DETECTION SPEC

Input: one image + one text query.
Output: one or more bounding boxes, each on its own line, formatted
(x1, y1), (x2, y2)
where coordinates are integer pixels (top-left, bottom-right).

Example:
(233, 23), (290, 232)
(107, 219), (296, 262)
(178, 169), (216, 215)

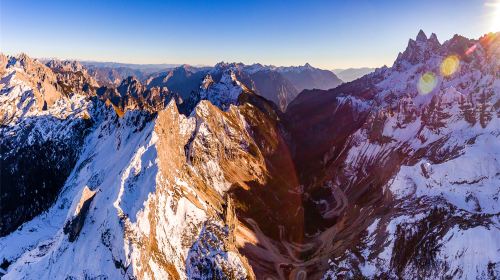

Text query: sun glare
(418, 72), (438, 95)
(440, 55), (460, 77)
(486, 0), (500, 32)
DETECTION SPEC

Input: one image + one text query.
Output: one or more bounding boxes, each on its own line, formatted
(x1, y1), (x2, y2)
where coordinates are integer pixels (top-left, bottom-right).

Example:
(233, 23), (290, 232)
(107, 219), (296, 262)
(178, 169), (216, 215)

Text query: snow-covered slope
(0, 54), (264, 279)
(0, 54), (95, 237)
(198, 69), (250, 111)
(288, 31), (500, 279)
(330, 31), (500, 279)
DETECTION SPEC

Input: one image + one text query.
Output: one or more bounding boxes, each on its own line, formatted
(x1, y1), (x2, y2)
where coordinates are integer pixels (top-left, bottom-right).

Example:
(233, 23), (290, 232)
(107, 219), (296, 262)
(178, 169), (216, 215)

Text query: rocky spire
(117, 76), (143, 98)
(201, 74), (214, 90)
(394, 30), (442, 67)
(429, 33), (440, 45)
(416, 29), (428, 42)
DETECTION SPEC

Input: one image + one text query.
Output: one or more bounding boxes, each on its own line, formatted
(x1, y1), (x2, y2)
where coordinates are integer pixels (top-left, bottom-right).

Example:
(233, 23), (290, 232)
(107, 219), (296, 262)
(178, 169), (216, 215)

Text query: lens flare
(418, 72), (437, 95)
(486, 0), (500, 32)
(440, 55), (460, 77)
(465, 44), (477, 56)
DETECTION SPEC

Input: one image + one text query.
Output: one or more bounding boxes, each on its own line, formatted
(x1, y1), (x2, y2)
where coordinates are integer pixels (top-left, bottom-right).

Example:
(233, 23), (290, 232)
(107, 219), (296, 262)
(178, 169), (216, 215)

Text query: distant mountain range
(80, 61), (183, 70)
(67, 61), (344, 111)
(41, 59), (376, 88)
(38, 60), (345, 110)
(332, 67), (376, 82)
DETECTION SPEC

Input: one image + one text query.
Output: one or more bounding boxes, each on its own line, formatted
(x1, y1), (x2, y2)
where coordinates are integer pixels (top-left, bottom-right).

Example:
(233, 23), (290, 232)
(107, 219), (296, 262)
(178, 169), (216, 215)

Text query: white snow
(389, 132), (500, 214)
(199, 70), (245, 111)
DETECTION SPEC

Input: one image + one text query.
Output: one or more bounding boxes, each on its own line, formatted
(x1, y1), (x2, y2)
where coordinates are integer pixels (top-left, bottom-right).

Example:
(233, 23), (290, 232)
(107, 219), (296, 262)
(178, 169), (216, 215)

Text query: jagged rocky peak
(98, 76), (172, 114)
(46, 59), (86, 73)
(413, 29), (440, 46)
(429, 32), (439, 45)
(214, 61), (243, 69)
(117, 76), (145, 97)
(197, 69), (251, 111)
(395, 31), (499, 70)
(395, 29), (443, 67)
(2, 54), (98, 100)
(7, 52), (34, 67)
(212, 61), (233, 73)
(201, 73), (214, 89)
(46, 59), (99, 96)
(284, 31), (499, 278)
(6, 53), (56, 79)
(2, 53), (69, 111)
(416, 29), (428, 42)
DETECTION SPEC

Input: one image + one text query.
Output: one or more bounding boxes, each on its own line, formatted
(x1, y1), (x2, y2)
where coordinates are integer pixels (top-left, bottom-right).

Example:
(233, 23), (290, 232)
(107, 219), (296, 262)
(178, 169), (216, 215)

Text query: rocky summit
(0, 30), (499, 280)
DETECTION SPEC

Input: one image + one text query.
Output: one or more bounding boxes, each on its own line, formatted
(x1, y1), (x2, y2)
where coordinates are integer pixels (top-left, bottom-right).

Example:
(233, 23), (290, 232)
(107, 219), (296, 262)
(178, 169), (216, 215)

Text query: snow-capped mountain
(88, 61), (342, 112)
(0, 30), (498, 280)
(229, 62), (343, 110)
(211, 62), (343, 111)
(287, 30), (500, 279)
(0, 54), (258, 279)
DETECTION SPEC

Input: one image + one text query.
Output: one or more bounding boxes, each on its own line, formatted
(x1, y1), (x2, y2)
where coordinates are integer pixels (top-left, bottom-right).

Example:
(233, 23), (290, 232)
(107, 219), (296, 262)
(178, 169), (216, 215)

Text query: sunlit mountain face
(1, 0), (499, 279)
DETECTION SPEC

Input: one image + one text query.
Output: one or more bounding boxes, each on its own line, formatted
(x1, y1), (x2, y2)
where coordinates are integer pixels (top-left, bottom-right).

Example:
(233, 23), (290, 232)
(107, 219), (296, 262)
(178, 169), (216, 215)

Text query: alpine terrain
(0, 30), (499, 280)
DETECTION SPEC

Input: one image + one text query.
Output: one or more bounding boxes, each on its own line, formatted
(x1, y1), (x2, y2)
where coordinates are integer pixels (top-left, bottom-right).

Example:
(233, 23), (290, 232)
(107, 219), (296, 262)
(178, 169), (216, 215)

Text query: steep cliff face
(287, 31), (500, 279)
(0, 31), (499, 280)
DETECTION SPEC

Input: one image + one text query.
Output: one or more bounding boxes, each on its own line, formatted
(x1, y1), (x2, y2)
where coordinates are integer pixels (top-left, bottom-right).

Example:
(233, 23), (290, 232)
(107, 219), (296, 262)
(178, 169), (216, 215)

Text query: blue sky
(0, 0), (497, 69)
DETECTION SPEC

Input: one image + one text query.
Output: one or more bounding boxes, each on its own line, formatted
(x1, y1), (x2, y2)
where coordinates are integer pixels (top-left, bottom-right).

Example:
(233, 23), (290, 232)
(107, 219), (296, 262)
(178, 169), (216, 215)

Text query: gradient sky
(1, 0), (498, 69)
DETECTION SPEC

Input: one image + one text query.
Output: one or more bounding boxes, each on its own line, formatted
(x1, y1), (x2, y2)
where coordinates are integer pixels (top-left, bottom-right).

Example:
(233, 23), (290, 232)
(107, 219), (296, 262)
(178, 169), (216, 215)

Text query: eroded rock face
(96, 76), (173, 114)
(63, 187), (97, 242)
(45, 59), (99, 95)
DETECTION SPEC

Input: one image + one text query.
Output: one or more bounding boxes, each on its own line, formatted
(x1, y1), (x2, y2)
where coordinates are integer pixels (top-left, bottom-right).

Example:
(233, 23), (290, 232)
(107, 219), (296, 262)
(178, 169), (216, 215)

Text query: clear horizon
(1, 0), (499, 69)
